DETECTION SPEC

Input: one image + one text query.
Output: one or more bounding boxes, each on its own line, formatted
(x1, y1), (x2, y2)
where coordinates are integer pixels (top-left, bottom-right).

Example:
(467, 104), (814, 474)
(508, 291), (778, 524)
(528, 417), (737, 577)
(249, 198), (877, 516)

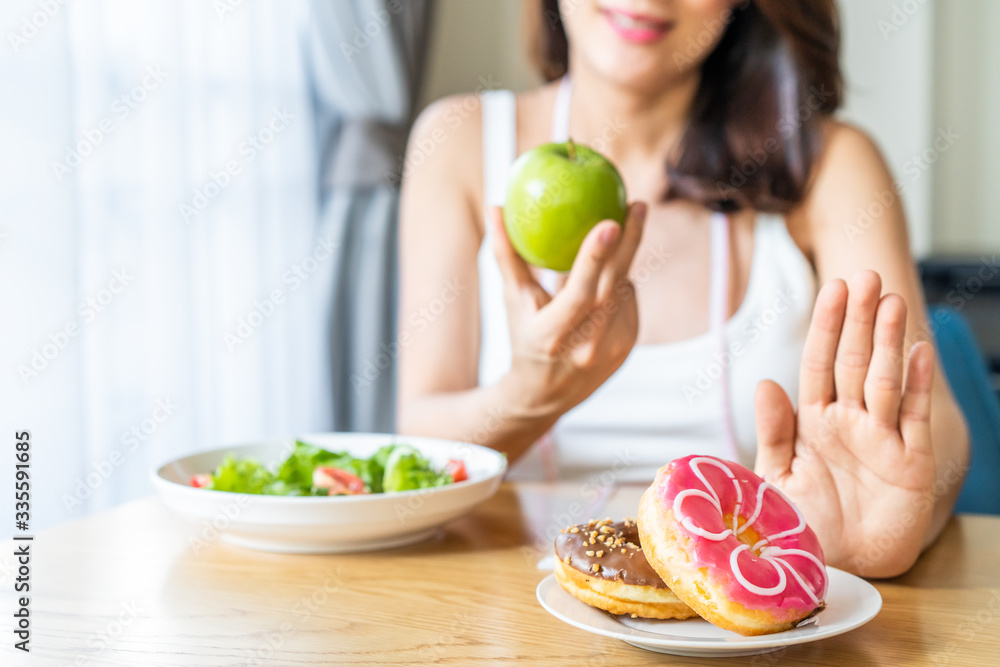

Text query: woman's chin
(586, 56), (691, 92)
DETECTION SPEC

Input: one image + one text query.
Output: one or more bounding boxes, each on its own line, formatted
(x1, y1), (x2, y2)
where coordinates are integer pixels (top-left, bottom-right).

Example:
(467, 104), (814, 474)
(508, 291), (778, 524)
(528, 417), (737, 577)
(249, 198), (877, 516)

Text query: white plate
(152, 433), (506, 553)
(536, 567), (881, 657)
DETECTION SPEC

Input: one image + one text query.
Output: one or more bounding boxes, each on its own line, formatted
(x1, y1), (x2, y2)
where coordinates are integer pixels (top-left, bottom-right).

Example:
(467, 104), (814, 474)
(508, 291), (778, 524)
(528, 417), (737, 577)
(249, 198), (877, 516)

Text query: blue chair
(929, 306), (1000, 515)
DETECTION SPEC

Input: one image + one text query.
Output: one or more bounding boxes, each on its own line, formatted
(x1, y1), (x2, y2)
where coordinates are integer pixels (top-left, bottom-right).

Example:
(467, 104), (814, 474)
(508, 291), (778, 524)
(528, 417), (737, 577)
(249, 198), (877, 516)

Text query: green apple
(503, 139), (627, 272)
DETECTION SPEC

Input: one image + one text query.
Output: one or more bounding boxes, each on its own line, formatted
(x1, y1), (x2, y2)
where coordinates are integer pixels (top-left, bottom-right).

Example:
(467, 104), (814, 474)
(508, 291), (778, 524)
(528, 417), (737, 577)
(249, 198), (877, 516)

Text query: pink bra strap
(710, 212), (741, 462)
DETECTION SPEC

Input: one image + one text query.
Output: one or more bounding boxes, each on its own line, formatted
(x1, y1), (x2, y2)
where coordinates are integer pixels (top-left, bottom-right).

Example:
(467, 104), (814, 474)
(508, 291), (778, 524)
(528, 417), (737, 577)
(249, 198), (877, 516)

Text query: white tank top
(477, 79), (816, 482)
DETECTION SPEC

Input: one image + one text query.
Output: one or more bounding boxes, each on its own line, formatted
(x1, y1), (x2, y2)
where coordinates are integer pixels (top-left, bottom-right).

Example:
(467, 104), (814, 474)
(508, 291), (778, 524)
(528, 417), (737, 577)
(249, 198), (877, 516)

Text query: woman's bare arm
(396, 95), (646, 460)
(792, 121), (970, 549)
(396, 95), (538, 458)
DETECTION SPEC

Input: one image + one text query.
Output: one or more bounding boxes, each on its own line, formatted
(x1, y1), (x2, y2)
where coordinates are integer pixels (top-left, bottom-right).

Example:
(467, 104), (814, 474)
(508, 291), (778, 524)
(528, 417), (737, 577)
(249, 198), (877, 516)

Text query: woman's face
(558, 0), (742, 90)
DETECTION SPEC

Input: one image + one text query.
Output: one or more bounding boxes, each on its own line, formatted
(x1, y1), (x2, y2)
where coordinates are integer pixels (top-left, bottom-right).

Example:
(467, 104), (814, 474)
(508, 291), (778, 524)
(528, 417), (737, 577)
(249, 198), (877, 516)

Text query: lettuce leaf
(201, 441), (452, 496)
(382, 446), (452, 493)
(206, 455), (276, 494)
(274, 440), (344, 492)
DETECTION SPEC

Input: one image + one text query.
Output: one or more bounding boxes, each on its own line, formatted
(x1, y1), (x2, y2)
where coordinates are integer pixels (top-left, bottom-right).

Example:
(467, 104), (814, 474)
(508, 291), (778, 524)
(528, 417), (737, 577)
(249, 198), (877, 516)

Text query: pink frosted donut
(637, 455), (827, 636)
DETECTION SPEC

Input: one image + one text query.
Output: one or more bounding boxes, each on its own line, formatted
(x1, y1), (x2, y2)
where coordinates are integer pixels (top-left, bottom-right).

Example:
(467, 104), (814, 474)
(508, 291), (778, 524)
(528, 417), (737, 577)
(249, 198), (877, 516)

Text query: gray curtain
(306, 0), (435, 432)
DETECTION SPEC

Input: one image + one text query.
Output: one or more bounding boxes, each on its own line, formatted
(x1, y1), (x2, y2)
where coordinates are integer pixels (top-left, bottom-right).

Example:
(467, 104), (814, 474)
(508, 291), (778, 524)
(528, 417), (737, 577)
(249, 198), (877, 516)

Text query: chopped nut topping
(591, 563), (601, 573)
(589, 530), (598, 539)
(596, 550), (604, 557)
(599, 525), (614, 534)
(624, 519), (632, 527)
(589, 537), (596, 545)
(563, 556), (571, 564)
(569, 526), (580, 534)
(621, 548), (627, 554)
(630, 613), (638, 618)
(585, 550), (595, 557)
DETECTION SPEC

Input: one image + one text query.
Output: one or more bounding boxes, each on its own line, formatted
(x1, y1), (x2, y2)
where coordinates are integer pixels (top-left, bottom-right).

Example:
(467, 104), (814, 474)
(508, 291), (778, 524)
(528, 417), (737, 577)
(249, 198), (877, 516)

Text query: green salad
(189, 440), (468, 496)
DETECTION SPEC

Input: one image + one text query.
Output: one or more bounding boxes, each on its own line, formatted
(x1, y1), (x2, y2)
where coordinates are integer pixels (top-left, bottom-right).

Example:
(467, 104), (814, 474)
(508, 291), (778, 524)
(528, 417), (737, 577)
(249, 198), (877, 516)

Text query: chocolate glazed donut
(554, 518), (696, 620)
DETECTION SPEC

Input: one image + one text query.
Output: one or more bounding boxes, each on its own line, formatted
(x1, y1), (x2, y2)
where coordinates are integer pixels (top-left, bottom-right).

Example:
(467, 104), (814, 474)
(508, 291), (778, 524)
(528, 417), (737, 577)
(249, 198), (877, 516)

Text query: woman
(397, 0), (968, 577)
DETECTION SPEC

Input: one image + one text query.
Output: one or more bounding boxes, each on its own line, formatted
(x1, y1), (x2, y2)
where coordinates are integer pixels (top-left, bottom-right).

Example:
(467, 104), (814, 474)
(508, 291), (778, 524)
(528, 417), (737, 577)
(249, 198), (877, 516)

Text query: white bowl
(151, 433), (507, 553)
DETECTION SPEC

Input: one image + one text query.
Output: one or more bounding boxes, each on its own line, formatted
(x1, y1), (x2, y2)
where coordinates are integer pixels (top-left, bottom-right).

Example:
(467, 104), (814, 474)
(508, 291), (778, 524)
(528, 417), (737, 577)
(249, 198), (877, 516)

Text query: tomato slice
(445, 459), (468, 483)
(190, 474), (213, 488)
(313, 467), (368, 495)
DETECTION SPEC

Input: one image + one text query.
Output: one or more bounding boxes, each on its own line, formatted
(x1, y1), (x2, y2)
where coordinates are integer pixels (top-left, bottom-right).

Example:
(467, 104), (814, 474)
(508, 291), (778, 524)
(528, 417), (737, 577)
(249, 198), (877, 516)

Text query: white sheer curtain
(1, 0), (337, 529)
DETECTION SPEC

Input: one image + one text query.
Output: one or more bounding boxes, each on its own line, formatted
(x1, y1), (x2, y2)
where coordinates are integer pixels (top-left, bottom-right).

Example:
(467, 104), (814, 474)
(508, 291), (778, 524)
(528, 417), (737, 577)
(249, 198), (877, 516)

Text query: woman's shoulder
(406, 93), (487, 180)
(403, 84), (558, 226)
(817, 120), (889, 175)
(407, 84), (556, 163)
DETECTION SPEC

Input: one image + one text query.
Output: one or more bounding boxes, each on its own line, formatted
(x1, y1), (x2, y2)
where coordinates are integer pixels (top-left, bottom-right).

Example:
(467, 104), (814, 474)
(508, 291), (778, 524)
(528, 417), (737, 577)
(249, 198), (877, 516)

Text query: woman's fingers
(754, 380), (797, 482)
(599, 202), (647, 300)
(899, 341), (935, 453)
(864, 294), (908, 428)
(540, 220), (620, 332)
(799, 279), (848, 407)
(490, 207), (548, 306)
(834, 271), (882, 407)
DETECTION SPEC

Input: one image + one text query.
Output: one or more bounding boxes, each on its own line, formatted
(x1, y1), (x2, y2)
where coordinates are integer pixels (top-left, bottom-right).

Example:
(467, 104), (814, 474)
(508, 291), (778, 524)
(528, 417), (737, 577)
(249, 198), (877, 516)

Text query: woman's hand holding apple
(490, 203), (647, 418)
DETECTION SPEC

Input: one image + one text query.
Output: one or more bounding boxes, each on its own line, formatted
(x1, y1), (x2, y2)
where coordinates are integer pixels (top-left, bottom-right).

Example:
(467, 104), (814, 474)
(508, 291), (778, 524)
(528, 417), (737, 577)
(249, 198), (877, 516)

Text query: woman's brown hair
(525, 0), (842, 213)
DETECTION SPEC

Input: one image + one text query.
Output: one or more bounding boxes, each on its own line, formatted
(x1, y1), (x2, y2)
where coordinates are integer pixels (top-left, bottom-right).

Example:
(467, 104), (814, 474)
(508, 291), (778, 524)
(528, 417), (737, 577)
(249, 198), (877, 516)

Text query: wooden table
(3, 482), (1000, 666)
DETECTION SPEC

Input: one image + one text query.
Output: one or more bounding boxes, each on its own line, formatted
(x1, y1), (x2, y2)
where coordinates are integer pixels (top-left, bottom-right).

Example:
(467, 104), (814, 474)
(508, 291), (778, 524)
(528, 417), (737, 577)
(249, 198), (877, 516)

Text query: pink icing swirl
(657, 455), (827, 619)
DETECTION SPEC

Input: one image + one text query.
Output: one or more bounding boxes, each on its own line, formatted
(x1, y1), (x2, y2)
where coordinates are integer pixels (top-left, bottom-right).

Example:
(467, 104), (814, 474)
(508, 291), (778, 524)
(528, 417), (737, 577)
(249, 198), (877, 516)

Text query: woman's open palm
(753, 271), (937, 578)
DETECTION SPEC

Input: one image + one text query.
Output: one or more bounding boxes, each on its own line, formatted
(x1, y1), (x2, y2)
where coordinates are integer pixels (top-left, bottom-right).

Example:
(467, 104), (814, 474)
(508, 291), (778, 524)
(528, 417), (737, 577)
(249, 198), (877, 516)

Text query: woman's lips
(601, 7), (672, 43)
